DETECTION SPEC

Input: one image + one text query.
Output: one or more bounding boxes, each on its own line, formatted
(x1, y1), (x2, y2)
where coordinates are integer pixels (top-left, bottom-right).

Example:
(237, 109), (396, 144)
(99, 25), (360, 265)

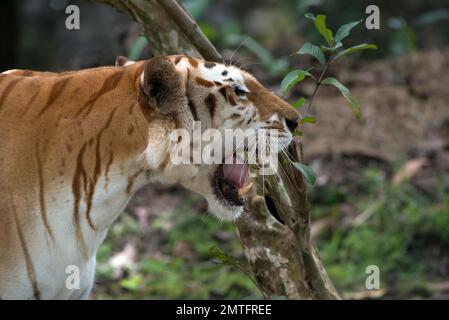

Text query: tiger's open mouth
(213, 156), (252, 207)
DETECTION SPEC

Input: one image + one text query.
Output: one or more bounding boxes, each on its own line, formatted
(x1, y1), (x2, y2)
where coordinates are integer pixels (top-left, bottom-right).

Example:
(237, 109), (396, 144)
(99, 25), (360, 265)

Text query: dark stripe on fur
(9, 190), (41, 300)
(188, 100), (200, 121)
(204, 62), (216, 68)
(0, 78), (21, 112)
(35, 77), (71, 118)
(35, 140), (54, 240)
(205, 94), (216, 119)
(76, 70), (124, 118)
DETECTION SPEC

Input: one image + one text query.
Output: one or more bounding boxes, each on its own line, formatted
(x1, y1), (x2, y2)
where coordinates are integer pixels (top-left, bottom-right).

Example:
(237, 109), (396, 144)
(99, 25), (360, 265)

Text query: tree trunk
(90, 0), (340, 300)
(236, 141), (339, 299)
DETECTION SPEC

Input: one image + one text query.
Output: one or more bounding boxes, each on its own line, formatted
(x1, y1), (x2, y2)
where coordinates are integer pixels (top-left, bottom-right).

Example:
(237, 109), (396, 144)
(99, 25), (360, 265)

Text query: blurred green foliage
(94, 196), (258, 299)
(94, 164), (449, 299)
(183, 0), (449, 64)
(9, 0), (449, 71)
(313, 169), (449, 296)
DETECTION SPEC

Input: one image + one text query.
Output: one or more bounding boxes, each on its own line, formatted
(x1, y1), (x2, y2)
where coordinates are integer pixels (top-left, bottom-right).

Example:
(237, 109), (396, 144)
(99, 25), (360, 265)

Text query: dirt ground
(304, 49), (449, 159)
(296, 49), (449, 194)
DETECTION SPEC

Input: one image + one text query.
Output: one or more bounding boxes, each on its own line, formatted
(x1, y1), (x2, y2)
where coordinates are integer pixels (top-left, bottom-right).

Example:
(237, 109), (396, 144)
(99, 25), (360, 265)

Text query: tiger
(0, 55), (300, 299)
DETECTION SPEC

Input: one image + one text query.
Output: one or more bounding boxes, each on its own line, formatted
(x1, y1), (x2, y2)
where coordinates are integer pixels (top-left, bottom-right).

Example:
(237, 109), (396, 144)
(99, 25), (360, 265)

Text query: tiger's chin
(208, 200), (244, 222)
(207, 162), (252, 221)
(180, 180), (245, 222)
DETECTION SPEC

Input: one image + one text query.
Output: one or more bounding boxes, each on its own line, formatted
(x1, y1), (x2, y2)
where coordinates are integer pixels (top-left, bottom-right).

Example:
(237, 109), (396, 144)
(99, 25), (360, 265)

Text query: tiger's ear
(141, 56), (184, 107)
(115, 56), (135, 67)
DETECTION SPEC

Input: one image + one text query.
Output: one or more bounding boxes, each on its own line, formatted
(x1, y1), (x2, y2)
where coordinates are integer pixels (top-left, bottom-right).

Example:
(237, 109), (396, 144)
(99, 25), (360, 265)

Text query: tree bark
(90, 0), (220, 61)
(90, 0), (340, 299)
(236, 141), (339, 299)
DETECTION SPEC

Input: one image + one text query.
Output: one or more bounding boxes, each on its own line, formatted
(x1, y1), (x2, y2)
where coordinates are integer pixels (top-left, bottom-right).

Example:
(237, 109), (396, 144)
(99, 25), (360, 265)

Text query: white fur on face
(197, 64), (249, 92)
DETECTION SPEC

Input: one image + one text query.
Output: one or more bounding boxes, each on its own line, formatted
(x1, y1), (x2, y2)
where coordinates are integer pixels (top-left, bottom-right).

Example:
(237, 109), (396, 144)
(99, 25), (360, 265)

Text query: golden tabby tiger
(0, 55), (299, 299)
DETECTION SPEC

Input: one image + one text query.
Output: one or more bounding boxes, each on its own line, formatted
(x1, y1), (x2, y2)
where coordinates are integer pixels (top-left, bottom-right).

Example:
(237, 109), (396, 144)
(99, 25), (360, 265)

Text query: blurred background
(1, 0), (448, 299)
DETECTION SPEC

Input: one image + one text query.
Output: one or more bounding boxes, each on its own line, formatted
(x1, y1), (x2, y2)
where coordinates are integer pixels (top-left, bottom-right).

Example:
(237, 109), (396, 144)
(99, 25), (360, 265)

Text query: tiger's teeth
(238, 182), (253, 198)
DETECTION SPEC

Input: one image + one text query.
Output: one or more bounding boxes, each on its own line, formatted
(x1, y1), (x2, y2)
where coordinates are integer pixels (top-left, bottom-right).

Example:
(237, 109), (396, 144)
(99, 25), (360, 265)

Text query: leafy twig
(280, 13), (378, 185)
(300, 48), (334, 131)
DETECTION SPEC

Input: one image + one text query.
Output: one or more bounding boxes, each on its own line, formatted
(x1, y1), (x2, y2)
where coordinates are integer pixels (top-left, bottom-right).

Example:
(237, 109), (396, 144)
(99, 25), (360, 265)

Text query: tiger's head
(118, 55), (300, 221)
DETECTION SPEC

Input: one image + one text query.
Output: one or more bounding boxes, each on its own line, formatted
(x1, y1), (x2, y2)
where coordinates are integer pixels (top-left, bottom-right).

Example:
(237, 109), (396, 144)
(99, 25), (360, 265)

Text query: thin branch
(300, 50), (335, 131)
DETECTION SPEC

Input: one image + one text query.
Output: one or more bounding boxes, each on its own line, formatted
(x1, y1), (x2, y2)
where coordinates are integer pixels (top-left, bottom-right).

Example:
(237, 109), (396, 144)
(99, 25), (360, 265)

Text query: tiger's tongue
(222, 156), (248, 188)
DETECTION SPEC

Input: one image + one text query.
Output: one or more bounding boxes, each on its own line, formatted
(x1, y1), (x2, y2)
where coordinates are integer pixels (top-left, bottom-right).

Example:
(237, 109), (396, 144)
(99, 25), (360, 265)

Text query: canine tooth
(238, 182), (253, 197)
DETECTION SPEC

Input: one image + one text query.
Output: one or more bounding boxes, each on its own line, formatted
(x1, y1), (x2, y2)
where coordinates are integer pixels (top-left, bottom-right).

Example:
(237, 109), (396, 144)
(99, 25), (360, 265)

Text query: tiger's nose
(285, 116), (300, 133)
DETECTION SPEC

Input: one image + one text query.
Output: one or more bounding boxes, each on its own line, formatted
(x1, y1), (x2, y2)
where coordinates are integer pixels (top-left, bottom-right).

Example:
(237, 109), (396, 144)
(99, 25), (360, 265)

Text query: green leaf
(292, 97), (306, 109)
(333, 43), (378, 61)
(334, 20), (362, 43)
(199, 22), (217, 40)
(321, 77), (361, 120)
(304, 13), (315, 21)
(292, 162), (317, 185)
(296, 42), (326, 64)
(321, 42), (342, 52)
(183, 0), (210, 19)
(209, 246), (239, 266)
(128, 36), (147, 61)
(413, 9), (449, 26)
(314, 15), (334, 46)
(293, 130), (304, 137)
(281, 70), (312, 95)
(333, 41), (343, 50)
(300, 116), (316, 124)
(120, 274), (143, 291)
